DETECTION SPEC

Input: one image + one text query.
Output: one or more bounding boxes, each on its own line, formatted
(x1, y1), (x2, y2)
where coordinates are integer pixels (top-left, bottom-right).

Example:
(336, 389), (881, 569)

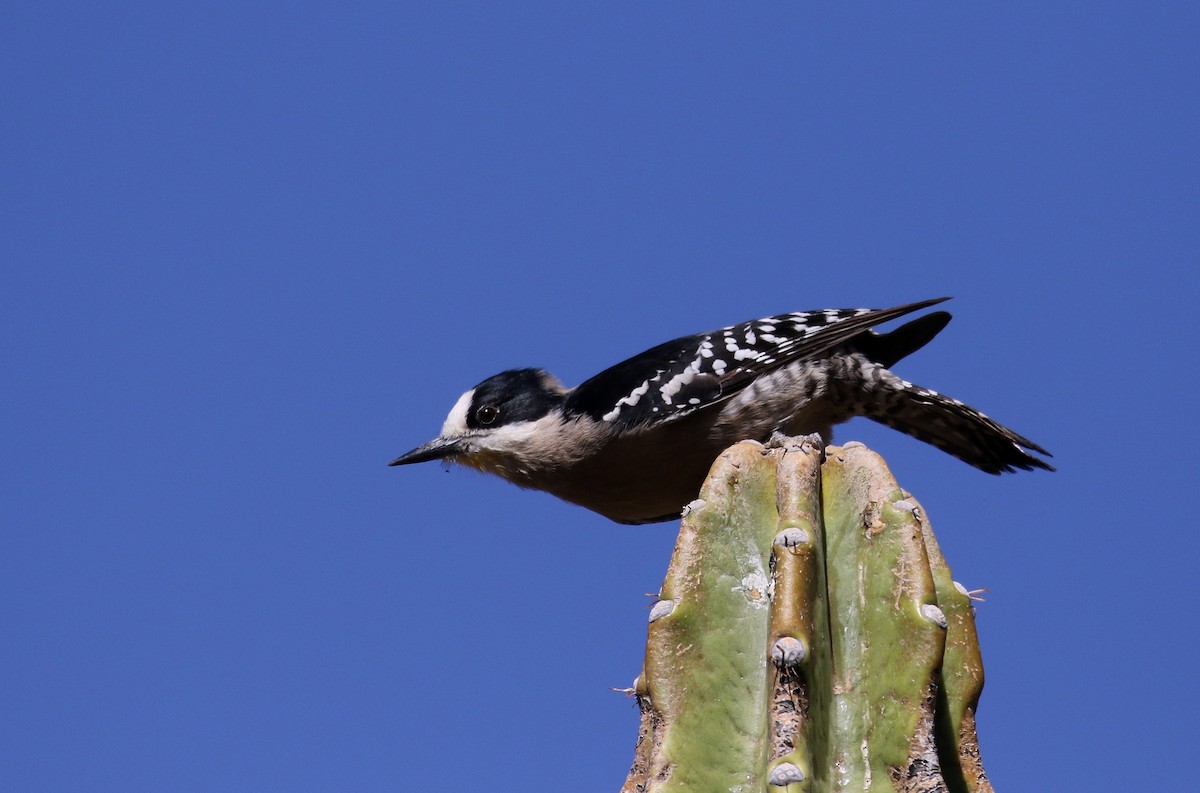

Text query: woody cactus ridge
(622, 436), (993, 793)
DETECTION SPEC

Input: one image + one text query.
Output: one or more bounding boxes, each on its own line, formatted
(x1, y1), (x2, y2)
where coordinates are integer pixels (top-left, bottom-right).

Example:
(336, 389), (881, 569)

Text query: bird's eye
(476, 404), (500, 425)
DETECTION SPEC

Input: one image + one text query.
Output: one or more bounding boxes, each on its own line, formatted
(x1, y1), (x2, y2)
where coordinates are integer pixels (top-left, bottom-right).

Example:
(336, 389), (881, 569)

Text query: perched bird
(390, 298), (1052, 524)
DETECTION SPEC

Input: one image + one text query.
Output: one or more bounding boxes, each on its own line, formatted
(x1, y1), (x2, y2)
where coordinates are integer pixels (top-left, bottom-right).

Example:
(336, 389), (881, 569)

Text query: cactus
(621, 437), (992, 793)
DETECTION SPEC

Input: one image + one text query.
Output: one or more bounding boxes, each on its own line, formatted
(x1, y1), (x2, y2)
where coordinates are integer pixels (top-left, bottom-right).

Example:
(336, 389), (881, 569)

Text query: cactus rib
(621, 439), (994, 793)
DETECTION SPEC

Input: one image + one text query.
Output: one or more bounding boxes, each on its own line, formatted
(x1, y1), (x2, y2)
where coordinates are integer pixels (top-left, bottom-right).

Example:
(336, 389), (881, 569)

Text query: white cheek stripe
(478, 420), (541, 453)
(441, 390), (474, 437)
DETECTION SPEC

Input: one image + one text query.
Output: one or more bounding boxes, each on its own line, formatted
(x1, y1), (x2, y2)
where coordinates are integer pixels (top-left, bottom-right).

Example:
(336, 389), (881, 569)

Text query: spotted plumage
(391, 298), (1053, 524)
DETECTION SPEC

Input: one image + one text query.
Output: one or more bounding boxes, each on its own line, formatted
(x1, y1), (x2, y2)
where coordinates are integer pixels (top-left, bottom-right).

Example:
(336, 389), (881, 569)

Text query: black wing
(564, 298), (950, 429)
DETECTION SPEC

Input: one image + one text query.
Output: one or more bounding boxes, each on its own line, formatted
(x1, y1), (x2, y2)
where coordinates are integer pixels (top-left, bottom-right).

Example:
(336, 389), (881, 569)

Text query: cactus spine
(621, 437), (992, 793)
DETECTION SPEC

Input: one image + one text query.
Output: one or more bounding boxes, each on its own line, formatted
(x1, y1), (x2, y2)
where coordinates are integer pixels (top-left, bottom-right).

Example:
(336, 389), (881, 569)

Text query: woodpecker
(390, 298), (1052, 524)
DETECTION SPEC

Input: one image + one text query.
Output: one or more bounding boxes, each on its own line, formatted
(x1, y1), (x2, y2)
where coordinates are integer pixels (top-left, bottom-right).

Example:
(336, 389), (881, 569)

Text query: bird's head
(389, 368), (568, 474)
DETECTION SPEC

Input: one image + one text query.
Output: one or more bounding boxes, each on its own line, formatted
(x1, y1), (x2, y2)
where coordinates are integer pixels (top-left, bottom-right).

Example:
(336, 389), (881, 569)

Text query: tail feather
(867, 378), (1054, 474)
(854, 311), (953, 368)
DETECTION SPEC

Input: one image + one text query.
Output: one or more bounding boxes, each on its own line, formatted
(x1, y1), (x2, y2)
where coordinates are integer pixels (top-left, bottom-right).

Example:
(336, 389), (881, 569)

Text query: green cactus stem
(621, 437), (993, 793)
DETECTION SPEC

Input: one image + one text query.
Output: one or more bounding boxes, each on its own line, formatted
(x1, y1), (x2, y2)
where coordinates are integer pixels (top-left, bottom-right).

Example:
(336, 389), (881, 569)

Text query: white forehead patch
(440, 389), (475, 437)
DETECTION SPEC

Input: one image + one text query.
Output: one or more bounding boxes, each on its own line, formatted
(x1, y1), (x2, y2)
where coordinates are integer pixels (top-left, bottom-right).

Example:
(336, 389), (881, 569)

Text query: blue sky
(4, 3), (1197, 791)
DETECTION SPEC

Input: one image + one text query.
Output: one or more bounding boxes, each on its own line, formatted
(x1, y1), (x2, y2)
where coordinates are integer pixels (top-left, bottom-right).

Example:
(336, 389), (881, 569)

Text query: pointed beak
(388, 436), (465, 466)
